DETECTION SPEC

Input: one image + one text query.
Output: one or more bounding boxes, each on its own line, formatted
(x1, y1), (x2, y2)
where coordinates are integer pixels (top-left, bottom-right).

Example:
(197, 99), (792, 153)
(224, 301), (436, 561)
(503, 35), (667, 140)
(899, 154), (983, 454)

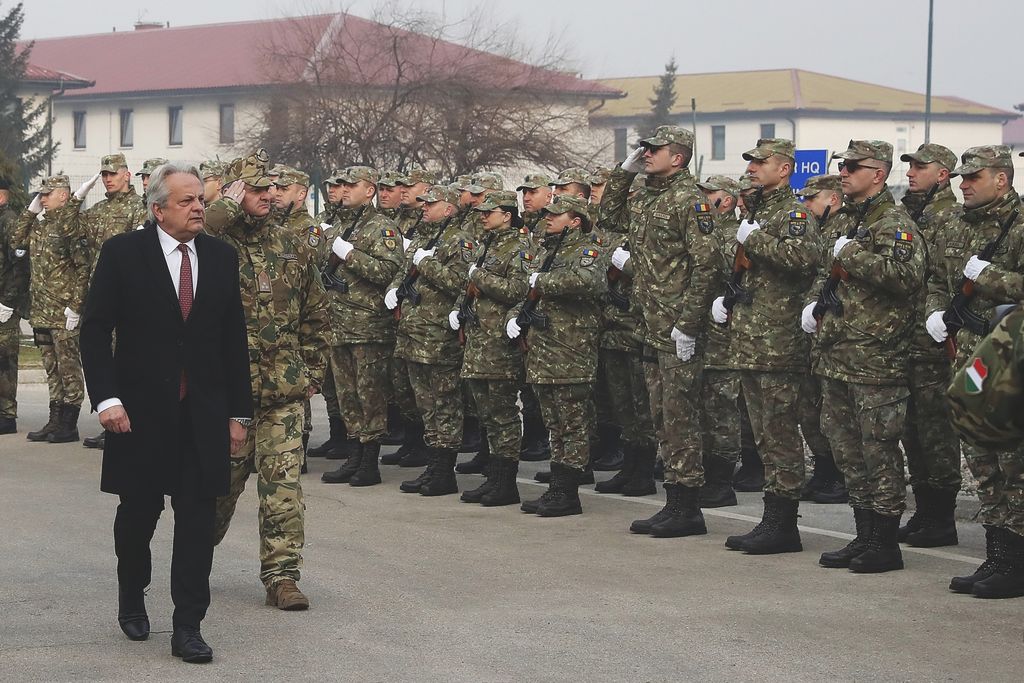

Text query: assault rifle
(321, 205), (367, 294)
(456, 231), (496, 346)
(721, 187), (764, 314)
(510, 226), (569, 351)
(393, 216), (453, 320)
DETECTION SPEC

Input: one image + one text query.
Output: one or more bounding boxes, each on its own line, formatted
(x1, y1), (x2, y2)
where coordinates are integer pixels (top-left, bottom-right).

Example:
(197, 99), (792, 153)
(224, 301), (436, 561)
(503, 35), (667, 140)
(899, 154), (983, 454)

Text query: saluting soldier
(0, 179), (30, 434)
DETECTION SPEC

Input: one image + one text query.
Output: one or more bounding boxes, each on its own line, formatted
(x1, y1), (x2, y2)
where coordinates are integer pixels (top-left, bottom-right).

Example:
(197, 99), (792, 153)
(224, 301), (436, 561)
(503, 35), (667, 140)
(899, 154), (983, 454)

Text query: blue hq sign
(791, 149), (829, 191)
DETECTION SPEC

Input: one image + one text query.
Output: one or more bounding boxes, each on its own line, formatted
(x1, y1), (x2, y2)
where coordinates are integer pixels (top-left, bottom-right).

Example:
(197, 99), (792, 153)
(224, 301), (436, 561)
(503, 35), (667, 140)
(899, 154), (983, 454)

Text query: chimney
(133, 21), (164, 31)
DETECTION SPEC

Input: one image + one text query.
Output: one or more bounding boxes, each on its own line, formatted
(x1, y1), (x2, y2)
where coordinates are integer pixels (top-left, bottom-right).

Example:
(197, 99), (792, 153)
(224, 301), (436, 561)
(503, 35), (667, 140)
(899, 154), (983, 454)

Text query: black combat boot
(742, 494), (803, 555)
(950, 525), (1003, 593)
(726, 494), (780, 550)
(349, 441), (382, 487)
(382, 420), (424, 465)
(47, 403), (80, 443)
(621, 442), (657, 496)
(321, 443), (363, 484)
(819, 508), (873, 568)
(455, 428), (490, 474)
(480, 459), (521, 507)
(0, 416), (16, 434)
(591, 424), (624, 471)
(699, 454), (738, 508)
(458, 416), (482, 454)
(420, 448), (459, 496)
(460, 457), (497, 503)
(397, 423), (430, 468)
(906, 486), (959, 548)
(307, 416), (346, 457)
(595, 443), (637, 494)
(400, 448), (437, 493)
(534, 462), (582, 517)
(732, 445), (765, 492)
(802, 453), (848, 504)
(326, 438), (360, 461)
(27, 401), (61, 442)
(849, 511), (904, 573)
(898, 483), (931, 541)
(534, 466), (593, 486)
(521, 470), (561, 514)
(83, 431), (105, 448)
(971, 528), (1024, 599)
(300, 433), (309, 475)
(649, 484), (707, 538)
(381, 402), (405, 446)
(519, 414), (551, 462)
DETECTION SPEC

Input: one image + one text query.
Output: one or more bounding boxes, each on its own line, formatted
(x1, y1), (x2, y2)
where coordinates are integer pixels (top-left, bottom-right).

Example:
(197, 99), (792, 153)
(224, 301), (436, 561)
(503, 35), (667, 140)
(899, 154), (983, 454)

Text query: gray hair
(146, 162), (201, 223)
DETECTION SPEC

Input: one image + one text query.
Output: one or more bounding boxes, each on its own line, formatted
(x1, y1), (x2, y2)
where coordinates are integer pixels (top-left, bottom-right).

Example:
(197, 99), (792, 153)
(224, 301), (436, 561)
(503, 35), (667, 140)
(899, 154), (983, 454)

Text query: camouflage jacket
(13, 199), (90, 327)
(811, 187), (925, 385)
(396, 207), (425, 240)
(704, 213), (739, 370)
(313, 203), (353, 230)
(510, 227), (606, 384)
(947, 303), (1024, 449)
(204, 199), (331, 409)
(926, 190), (1024, 365)
(596, 226), (643, 354)
(808, 209), (856, 365)
(81, 187), (147, 270)
(392, 218), (474, 366)
(600, 166), (719, 354)
(281, 207), (316, 253)
(727, 186), (822, 372)
(0, 205), (30, 317)
(901, 185), (962, 364)
(457, 226), (535, 380)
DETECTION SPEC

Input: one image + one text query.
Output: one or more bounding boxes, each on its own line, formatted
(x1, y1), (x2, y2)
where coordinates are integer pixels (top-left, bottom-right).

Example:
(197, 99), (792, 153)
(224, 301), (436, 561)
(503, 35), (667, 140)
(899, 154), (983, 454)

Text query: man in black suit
(80, 163), (251, 664)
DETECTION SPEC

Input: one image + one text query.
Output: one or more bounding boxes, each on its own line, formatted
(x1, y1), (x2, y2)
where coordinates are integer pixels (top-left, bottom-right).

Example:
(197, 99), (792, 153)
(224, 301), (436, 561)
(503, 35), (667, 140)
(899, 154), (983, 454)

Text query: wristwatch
(231, 417), (253, 428)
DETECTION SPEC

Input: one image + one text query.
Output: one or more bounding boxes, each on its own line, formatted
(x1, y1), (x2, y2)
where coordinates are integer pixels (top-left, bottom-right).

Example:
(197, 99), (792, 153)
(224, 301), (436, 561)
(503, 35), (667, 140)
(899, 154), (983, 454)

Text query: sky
(16, 0), (1024, 111)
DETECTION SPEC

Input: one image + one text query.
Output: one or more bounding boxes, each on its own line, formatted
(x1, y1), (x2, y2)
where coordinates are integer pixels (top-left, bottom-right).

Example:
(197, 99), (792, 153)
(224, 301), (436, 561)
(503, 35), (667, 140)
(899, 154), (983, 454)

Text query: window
(614, 128), (627, 162)
(73, 111), (86, 149)
(219, 103), (235, 144)
(119, 108), (133, 148)
(168, 106), (183, 146)
(760, 123), (775, 139)
(711, 125), (725, 160)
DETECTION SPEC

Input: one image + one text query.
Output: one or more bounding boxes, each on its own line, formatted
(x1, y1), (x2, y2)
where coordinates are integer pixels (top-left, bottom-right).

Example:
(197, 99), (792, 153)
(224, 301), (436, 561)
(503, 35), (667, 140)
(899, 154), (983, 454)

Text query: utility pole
(924, 0), (934, 143)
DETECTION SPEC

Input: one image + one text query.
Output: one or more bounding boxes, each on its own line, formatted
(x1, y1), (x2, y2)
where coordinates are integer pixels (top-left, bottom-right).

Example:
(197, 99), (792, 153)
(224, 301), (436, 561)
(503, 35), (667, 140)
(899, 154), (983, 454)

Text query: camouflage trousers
(962, 441), (1024, 536)
(319, 356), (342, 420)
(599, 348), (656, 449)
(214, 402), (305, 587)
(903, 359), (963, 492)
(0, 318), (20, 418)
(819, 378), (907, 517)
(467, 378), (521, 462)
(702, 369), (740, 464)
(798, 372), (833, 461)
(644, 349), (705, 486)
(741, 371), (805, 499)
(391, 356), (421, 423)
(39, 328), (84, 406)
(407, 361), (463, 450)
(533, 382), (595, 471)
(331, 344), (390, 443)
(519, 383), (543, 428)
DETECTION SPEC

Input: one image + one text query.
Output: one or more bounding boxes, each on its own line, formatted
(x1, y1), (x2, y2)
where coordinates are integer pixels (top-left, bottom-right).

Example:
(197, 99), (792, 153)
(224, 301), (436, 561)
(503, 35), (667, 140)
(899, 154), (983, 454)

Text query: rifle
(942, 207), (1019, 359)
(393, 216), (453, 320)
(456, 231), (497, 346)
(321, 205), (367, 294)
(722, 187), (764, 313)
(606, 239), (631, 312)
(509, 226), (569, 351)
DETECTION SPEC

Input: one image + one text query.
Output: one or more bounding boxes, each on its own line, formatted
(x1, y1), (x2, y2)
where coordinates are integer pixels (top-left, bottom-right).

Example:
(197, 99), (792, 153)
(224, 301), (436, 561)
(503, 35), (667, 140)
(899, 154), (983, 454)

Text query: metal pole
(691, 97), (697, 164)
(924, 0), (934, 143)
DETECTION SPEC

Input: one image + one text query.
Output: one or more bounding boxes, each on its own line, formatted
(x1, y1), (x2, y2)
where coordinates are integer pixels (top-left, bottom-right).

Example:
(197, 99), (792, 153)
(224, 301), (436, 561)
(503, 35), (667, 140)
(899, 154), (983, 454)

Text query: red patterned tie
(178, 243), (192, 399)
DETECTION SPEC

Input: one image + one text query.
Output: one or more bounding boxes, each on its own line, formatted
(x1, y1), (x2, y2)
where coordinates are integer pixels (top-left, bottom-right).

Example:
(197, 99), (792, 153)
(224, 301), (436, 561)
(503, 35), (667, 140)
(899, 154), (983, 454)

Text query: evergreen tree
(642, 56), (678, 139)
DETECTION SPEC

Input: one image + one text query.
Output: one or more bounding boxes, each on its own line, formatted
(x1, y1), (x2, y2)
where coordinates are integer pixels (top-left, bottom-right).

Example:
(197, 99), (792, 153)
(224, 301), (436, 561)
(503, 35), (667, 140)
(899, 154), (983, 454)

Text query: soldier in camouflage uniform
(377, 171), (406, 222)
(712, 139), (822, 555)
(807, 140), (924, 574)
(894, 143), (964, 547)
(199, 160), (224, 205)
(507, 194), (605, 516)
(0, 180), (29, 434)
(12, 175), (91, 444)
(315, 167), (404, 486)
(395, 168), (438, 237)
(206, 150), (331, 610)
(600, 125), (720, 538)
(927, 146), (1024, 598)
(589, 166), (611, 205)
(450, 190), (535, 505)
(136, 158), (169, 203)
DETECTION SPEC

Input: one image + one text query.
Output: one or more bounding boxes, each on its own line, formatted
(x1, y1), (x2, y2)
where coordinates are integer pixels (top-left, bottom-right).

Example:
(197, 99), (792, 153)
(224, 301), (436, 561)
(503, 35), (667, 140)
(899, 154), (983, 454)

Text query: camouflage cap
(516, 173), (554, 191)
(588, 166), (612, 185)
(696, 174), (741, 197)
(323, 168), (347, 186)
(795, 174), (843, 198)
(464, 171), (504, 194)
(338, 165), (380, 186)
(474, 190), (519, 212)
(135, 157), (169, 177)
(222, 149), (274, 188)
(199, 160), (225, 180)
(832, 140), (893, 164)
(34, 174), (70, 194)
(452, 174), (473, 190)
(551, 167), (592, 188)
(742, 138), (796, 161)
(378, 170), (405, 187)
(738, 173), (757, 193)
(396, 168), (440, 187)
(416, 184), (460, 205)
(900, 143), (957, 172)
(952, 145), (1014, 176)
(274, 165), (310, 188)
(99, 153), (128, 173)
(267, 164), (284, 178)
(541, 193), (591, 227)
(639, 124), (695, 150)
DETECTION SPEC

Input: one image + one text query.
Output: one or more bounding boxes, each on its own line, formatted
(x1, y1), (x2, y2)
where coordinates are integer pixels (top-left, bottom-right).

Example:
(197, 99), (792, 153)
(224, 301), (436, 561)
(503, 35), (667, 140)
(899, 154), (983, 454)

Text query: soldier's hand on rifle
(384, 287), (399, 310)
(27, 194), (42, 215)
(621, 146), (646, 174)
(800, 303), (818, 334)
(74, 172), (101, 201)
(670, 327), (695, 361)
(448, 310), (461, 331)
(611, 246), (630, 270)
(529, 272), (540, 288)
(402, 237), (412, 252)
(710, 296), (728, 324)
(413, 247), (434, 266)
(223, 180), (246, 204)
(0, 303), (13, 324)
(963, 255), (991, 281)
(833, 236), (853, 258)
(468, 264), (478, 279)
(926, 310), (948, 342)
(505, 317), (522, 340)
(736, 220), (760, 244)
(332, 236), (355, 261)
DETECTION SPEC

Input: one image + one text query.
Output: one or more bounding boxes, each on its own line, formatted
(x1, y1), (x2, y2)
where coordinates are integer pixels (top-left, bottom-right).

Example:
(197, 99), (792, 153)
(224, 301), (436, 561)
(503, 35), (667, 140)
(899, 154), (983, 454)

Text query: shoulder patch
(382, 228), (397, 238)
(307, 224), (322, 247)
(591, 234), (604, 246)
(520, 250), (534, 261)
(694, 202), (711, 214)
(788, 210), (808, 237)
(893, 229), (914, 262)
(694, 202), (714, 234)
(580, 247), (598, 267)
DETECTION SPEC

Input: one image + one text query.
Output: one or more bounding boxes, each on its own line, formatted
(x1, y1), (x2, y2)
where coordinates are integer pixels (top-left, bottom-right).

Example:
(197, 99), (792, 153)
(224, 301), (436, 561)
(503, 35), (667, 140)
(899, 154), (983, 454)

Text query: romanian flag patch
(694, 202), (711, 213)
(461, 240), (475, 249)
(520, 251), (534, 261)
(790, 210), (808, 220)
(895, 230), (913, 242)
(582, 248), (598, 258)
(308, 224), (323, 236)
(382, 228), (396, 237)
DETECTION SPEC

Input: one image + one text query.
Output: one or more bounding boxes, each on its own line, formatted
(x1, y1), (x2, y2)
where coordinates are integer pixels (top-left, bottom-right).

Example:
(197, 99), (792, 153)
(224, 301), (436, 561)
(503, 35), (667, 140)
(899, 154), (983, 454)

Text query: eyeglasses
(837, 161), (882, 173)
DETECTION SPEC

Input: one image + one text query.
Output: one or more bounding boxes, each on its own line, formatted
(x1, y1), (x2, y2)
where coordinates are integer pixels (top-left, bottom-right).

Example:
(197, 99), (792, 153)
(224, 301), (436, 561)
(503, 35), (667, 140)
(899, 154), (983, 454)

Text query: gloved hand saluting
(74, 172), (101, 200)
(621, 146), (646, 174)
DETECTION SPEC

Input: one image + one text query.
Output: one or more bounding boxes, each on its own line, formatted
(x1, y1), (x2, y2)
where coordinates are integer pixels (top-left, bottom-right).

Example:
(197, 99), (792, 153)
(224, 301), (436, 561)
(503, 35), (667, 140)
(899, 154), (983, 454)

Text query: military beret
(516, 173), (554, 191)
(832, 140), (893, 164)
(135, 157), (169, 177)
(742, 138), (795, 162)
(639, 124), (694, 150)
(416, 184), (460, 205)
(34, 174), (71, 194)
(696, 174), (741, 198)
(474, 190), (519, 212)
(100, 153), (128, 173)
(222, 149), (273, 188)
(796, 174), (843, 198)
(900, 143), (957, 172)
(953, 145), (1015, 177)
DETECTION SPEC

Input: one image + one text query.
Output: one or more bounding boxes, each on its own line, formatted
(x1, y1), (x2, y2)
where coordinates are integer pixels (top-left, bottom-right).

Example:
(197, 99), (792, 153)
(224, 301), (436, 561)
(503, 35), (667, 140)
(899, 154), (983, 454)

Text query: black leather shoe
(117, 589), (149, 641)
(171, 626), (213, 663)
(83, 431), (106, 449)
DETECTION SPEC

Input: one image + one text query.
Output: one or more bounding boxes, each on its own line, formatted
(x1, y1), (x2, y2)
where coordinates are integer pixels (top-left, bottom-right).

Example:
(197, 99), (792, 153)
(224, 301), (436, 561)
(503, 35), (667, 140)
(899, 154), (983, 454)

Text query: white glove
(736, 219), (760, 244)
(611, 246), (631, 270)
(801, 302), (818, 334)
(833, 236), (853, 258)
(529, 272), (540, 288)
(621, 146), (646, 173)
(413, 247), (434, 266)
(64, 306), (80, 331)
(28, 195), (42, 214)
(506, 317), (521, 339)
(332, 236), (354, 260)
(448, 310), (461, 331)
(74, 172), (101, 200)
(319, 222), (333, 232)
(468, 264), (478, 279)
(384, 288), (399, 310)
(710, 296), (728, 324)
(402, 237), (412, 252)
(963, 255), (991, 281)
(926, 310), (948, 342)
(671, 328), (696, 361)
(14, 249), (25, 258)
(0, 303), (14, 324)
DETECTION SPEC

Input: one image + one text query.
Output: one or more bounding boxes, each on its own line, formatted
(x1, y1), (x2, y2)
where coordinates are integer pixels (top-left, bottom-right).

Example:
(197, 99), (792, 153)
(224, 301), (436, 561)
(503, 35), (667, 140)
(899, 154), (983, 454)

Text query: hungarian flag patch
(964, 357), (988, 394)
